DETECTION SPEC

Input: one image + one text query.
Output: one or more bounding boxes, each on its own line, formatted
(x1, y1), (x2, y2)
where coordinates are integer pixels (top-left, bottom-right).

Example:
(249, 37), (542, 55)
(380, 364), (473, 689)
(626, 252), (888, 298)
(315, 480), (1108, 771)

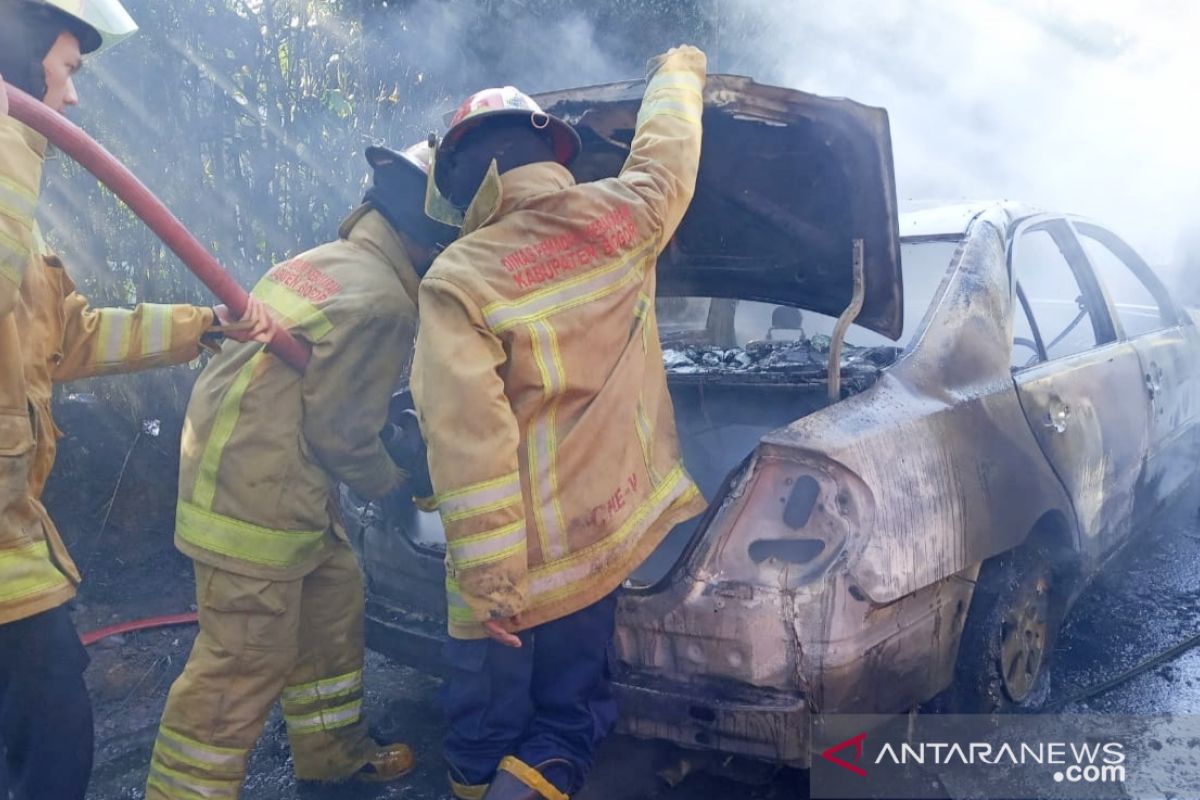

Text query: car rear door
(1009, 218), (1151, 563)
(1071, 221), (1200, 517)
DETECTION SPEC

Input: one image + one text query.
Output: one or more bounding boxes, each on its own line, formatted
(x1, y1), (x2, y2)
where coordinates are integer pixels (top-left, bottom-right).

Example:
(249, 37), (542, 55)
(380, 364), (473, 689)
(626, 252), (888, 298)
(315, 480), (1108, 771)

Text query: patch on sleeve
(265, 259), (342, 303)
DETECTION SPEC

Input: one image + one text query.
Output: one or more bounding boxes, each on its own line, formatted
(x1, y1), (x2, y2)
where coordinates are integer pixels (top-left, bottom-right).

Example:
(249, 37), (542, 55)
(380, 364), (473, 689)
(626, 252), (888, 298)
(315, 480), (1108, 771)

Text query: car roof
(899, 200), (1045, 239)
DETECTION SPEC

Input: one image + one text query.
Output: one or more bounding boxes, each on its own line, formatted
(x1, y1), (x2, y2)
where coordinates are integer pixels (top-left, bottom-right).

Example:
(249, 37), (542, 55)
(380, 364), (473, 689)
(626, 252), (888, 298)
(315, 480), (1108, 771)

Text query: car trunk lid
(535, 74), (904, 339)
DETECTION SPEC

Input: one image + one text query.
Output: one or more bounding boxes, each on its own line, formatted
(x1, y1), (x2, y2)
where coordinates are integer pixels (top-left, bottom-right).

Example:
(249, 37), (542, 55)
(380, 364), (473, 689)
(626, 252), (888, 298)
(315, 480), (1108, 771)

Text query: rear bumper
(366, 603), (808, 766)
(612, 672), (809, 767)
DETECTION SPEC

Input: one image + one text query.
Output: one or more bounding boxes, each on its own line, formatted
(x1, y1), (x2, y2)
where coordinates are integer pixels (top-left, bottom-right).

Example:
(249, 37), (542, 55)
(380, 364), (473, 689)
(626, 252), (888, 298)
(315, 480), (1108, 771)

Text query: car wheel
(952, 543), (1059, 712)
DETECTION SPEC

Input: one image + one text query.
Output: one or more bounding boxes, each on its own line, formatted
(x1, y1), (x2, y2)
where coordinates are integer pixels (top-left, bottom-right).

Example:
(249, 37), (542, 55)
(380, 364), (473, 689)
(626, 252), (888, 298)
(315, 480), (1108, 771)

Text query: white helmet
(23, 0), (138, 53)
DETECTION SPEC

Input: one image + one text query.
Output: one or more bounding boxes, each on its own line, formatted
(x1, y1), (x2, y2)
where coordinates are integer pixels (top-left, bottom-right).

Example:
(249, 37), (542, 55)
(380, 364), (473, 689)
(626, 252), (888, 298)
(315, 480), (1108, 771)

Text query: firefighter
(412, 46), (709, 800)
(146, 140), (458, 799)
(0, 2), (271, 798)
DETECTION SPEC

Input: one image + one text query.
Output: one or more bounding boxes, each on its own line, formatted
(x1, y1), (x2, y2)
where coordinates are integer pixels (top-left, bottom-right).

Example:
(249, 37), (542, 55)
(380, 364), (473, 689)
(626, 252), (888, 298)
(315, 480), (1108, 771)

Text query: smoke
(50, 0), (1200, 289)
(711, 0), (1200, 271)
(393, 0), (1200, 280)
(387, 2), (626, 97)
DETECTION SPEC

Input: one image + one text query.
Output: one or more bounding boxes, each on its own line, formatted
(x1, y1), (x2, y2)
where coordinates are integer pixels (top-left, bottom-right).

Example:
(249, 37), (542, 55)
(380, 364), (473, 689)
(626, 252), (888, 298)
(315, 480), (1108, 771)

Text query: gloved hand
(380, 409), (433, 501)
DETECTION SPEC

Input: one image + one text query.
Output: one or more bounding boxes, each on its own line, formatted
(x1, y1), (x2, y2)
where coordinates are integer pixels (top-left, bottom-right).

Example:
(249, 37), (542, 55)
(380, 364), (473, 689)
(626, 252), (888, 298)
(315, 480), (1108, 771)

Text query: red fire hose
(81, 612), (198, 646)
(4, 85), (311, 371)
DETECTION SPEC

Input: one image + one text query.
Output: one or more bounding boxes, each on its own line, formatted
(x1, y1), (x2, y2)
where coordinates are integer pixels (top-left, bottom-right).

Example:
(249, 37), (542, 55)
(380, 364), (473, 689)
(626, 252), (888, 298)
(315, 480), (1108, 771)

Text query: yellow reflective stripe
(634, 401), (661, 485)
(193, 355), (260, 510)
(176, 500), (326, 568)
(441, 491), (522, 523)
(438, 472), (522, 522)
(449, 776), (490, 800)
(498, 756), (569, 800)
(544, 323), (569, 546)
(637, 100), (703, 127)
(146, 762), (241, 799)
(0, 229), (29, 287)
(482, 240), (656, 332)
(448, 520), (526, 568)
(444, 469), (700, 625)
(153, 727), (248, 775)
(646, 68), (705, 97)
(0, 541), (69, 605)
(639, 70), (704, 126)
(284, 698), (362, 734)
(633, 292), (651, 320)
(445, 576), (476, 624)
(96, 309), (133, 365)
(139, 304), (174, 357)
(0, 174), (38, 224)
(253, 279), (333, 341)
(282, 669), (362, 706)
(527, 320), (567, 560)
(530, 465), (696, 605)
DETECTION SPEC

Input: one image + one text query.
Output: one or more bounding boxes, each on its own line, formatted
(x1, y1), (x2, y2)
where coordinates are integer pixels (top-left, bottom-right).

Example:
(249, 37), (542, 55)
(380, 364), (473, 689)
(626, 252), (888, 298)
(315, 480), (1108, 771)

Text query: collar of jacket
(460, 161), (576, 236)
(338, 205), (422, 305)
(0, 116), (48, 159)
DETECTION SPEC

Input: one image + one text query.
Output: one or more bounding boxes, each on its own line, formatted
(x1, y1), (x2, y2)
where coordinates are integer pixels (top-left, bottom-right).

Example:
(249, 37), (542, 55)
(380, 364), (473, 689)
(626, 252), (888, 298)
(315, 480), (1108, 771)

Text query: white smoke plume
(712, 0), (1200, 272)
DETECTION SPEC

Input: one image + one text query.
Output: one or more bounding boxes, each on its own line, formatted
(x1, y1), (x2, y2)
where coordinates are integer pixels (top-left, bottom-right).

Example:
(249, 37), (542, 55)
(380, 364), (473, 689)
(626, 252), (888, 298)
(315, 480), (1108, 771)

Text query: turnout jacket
(412, 46), (709, 639)
(0, 116), (215, 625)
(175, 207), (420, 580)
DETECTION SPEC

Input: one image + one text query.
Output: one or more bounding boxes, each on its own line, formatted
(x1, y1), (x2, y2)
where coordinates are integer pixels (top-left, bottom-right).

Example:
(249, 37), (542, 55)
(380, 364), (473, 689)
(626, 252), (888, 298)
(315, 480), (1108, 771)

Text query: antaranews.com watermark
(811, 714), (1200, 799)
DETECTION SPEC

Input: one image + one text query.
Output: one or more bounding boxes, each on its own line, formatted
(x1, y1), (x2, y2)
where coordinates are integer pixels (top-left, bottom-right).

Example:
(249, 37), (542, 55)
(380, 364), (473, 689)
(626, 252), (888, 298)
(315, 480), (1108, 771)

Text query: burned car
(344, 75), (1200, 766)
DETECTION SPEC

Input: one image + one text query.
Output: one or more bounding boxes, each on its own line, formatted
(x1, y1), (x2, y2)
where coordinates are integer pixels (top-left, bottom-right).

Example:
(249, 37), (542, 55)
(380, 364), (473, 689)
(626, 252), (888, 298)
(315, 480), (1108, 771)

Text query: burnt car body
(345, 75), (1200, 766)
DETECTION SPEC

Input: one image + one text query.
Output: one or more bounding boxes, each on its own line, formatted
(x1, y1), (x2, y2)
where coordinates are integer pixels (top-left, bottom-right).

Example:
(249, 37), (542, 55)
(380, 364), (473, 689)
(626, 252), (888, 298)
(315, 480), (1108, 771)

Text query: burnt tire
(951, 543), (1060, 712)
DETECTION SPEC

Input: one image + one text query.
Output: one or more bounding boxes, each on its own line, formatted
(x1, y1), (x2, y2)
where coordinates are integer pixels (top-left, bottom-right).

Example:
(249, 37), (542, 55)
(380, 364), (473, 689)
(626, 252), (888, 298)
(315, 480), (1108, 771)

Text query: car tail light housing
(710, 450), (872, 588)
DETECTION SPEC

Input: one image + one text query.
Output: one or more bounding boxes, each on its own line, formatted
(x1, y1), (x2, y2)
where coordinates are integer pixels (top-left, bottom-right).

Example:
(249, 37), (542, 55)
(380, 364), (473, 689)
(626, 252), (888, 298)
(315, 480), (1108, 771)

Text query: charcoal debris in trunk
(661, 339), (900, 392)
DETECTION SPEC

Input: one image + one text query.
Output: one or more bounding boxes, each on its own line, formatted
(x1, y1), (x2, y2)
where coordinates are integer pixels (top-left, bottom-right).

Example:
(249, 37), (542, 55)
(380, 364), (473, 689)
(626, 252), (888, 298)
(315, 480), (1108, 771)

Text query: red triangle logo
(821, 732), (868, 777)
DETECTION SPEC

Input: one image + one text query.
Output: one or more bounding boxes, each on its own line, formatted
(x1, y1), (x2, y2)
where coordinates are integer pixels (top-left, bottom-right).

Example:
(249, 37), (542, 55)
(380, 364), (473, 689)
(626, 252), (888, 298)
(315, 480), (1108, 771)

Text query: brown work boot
(480, 756), (575, 800)
(355, 742), (416, 783)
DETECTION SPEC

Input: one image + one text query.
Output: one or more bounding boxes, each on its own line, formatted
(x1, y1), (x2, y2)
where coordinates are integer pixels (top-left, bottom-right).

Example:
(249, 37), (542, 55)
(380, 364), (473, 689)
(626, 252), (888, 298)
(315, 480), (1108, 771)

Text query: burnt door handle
(1146, 363), (1163, 399)
(1044, 402), (1072, 433)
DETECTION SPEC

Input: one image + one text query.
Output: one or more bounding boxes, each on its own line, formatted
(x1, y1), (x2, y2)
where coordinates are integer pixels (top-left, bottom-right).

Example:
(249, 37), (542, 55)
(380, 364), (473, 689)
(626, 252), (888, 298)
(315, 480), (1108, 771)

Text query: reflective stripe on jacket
(0, 117), (215, 624)
(412, 47), (709, 639)
(175, 207), (419, 580)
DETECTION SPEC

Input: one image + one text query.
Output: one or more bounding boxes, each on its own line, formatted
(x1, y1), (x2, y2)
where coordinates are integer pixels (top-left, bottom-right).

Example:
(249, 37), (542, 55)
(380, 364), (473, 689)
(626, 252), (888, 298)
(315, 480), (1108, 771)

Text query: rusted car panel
(758, 211), (1075, 602)
(349, 75), (1200, 769)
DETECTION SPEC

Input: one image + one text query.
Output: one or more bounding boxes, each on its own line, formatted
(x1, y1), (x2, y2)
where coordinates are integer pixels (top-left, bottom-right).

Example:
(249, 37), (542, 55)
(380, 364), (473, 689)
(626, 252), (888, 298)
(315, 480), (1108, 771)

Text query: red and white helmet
(437, 85), (581, 167)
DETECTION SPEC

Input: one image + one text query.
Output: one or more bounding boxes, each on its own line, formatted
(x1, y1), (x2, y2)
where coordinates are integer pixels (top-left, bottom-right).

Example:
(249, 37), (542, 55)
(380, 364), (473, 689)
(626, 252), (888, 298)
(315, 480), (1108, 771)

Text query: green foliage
(36, 0), (715, 416)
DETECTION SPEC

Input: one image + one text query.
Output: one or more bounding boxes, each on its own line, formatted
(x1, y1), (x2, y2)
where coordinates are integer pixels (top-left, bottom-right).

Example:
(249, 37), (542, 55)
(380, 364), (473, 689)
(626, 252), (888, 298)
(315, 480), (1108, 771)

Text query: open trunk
(350, 73), (904, 660)
(629, 337), (900, 586)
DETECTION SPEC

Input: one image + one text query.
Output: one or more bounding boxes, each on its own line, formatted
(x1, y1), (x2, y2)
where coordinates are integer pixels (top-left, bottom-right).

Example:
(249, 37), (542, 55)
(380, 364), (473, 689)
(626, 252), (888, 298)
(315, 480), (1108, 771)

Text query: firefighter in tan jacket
(411, 46), (708, 800)
(147, 141), (457, 799)
(0, 3), (269, 798)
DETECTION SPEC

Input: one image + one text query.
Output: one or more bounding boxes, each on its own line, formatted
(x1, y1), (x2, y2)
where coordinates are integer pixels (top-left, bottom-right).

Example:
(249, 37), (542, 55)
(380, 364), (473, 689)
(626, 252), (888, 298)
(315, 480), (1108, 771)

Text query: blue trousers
(0, 605), (93, 800)
(442, 593), (619, 792)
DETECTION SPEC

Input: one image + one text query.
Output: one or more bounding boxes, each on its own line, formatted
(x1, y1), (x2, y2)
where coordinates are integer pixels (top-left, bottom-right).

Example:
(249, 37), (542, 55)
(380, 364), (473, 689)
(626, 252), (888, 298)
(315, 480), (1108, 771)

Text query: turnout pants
(0, 605), (93, 800)
(147, 543), (373, 799)
(443, 593), (619, 794)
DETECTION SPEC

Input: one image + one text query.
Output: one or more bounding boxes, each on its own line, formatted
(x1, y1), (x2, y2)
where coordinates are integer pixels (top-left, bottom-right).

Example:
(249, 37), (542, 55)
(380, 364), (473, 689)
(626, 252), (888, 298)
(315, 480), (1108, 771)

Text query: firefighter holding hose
(145, 140), (457, 798)
(0, 2), (270, 798)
